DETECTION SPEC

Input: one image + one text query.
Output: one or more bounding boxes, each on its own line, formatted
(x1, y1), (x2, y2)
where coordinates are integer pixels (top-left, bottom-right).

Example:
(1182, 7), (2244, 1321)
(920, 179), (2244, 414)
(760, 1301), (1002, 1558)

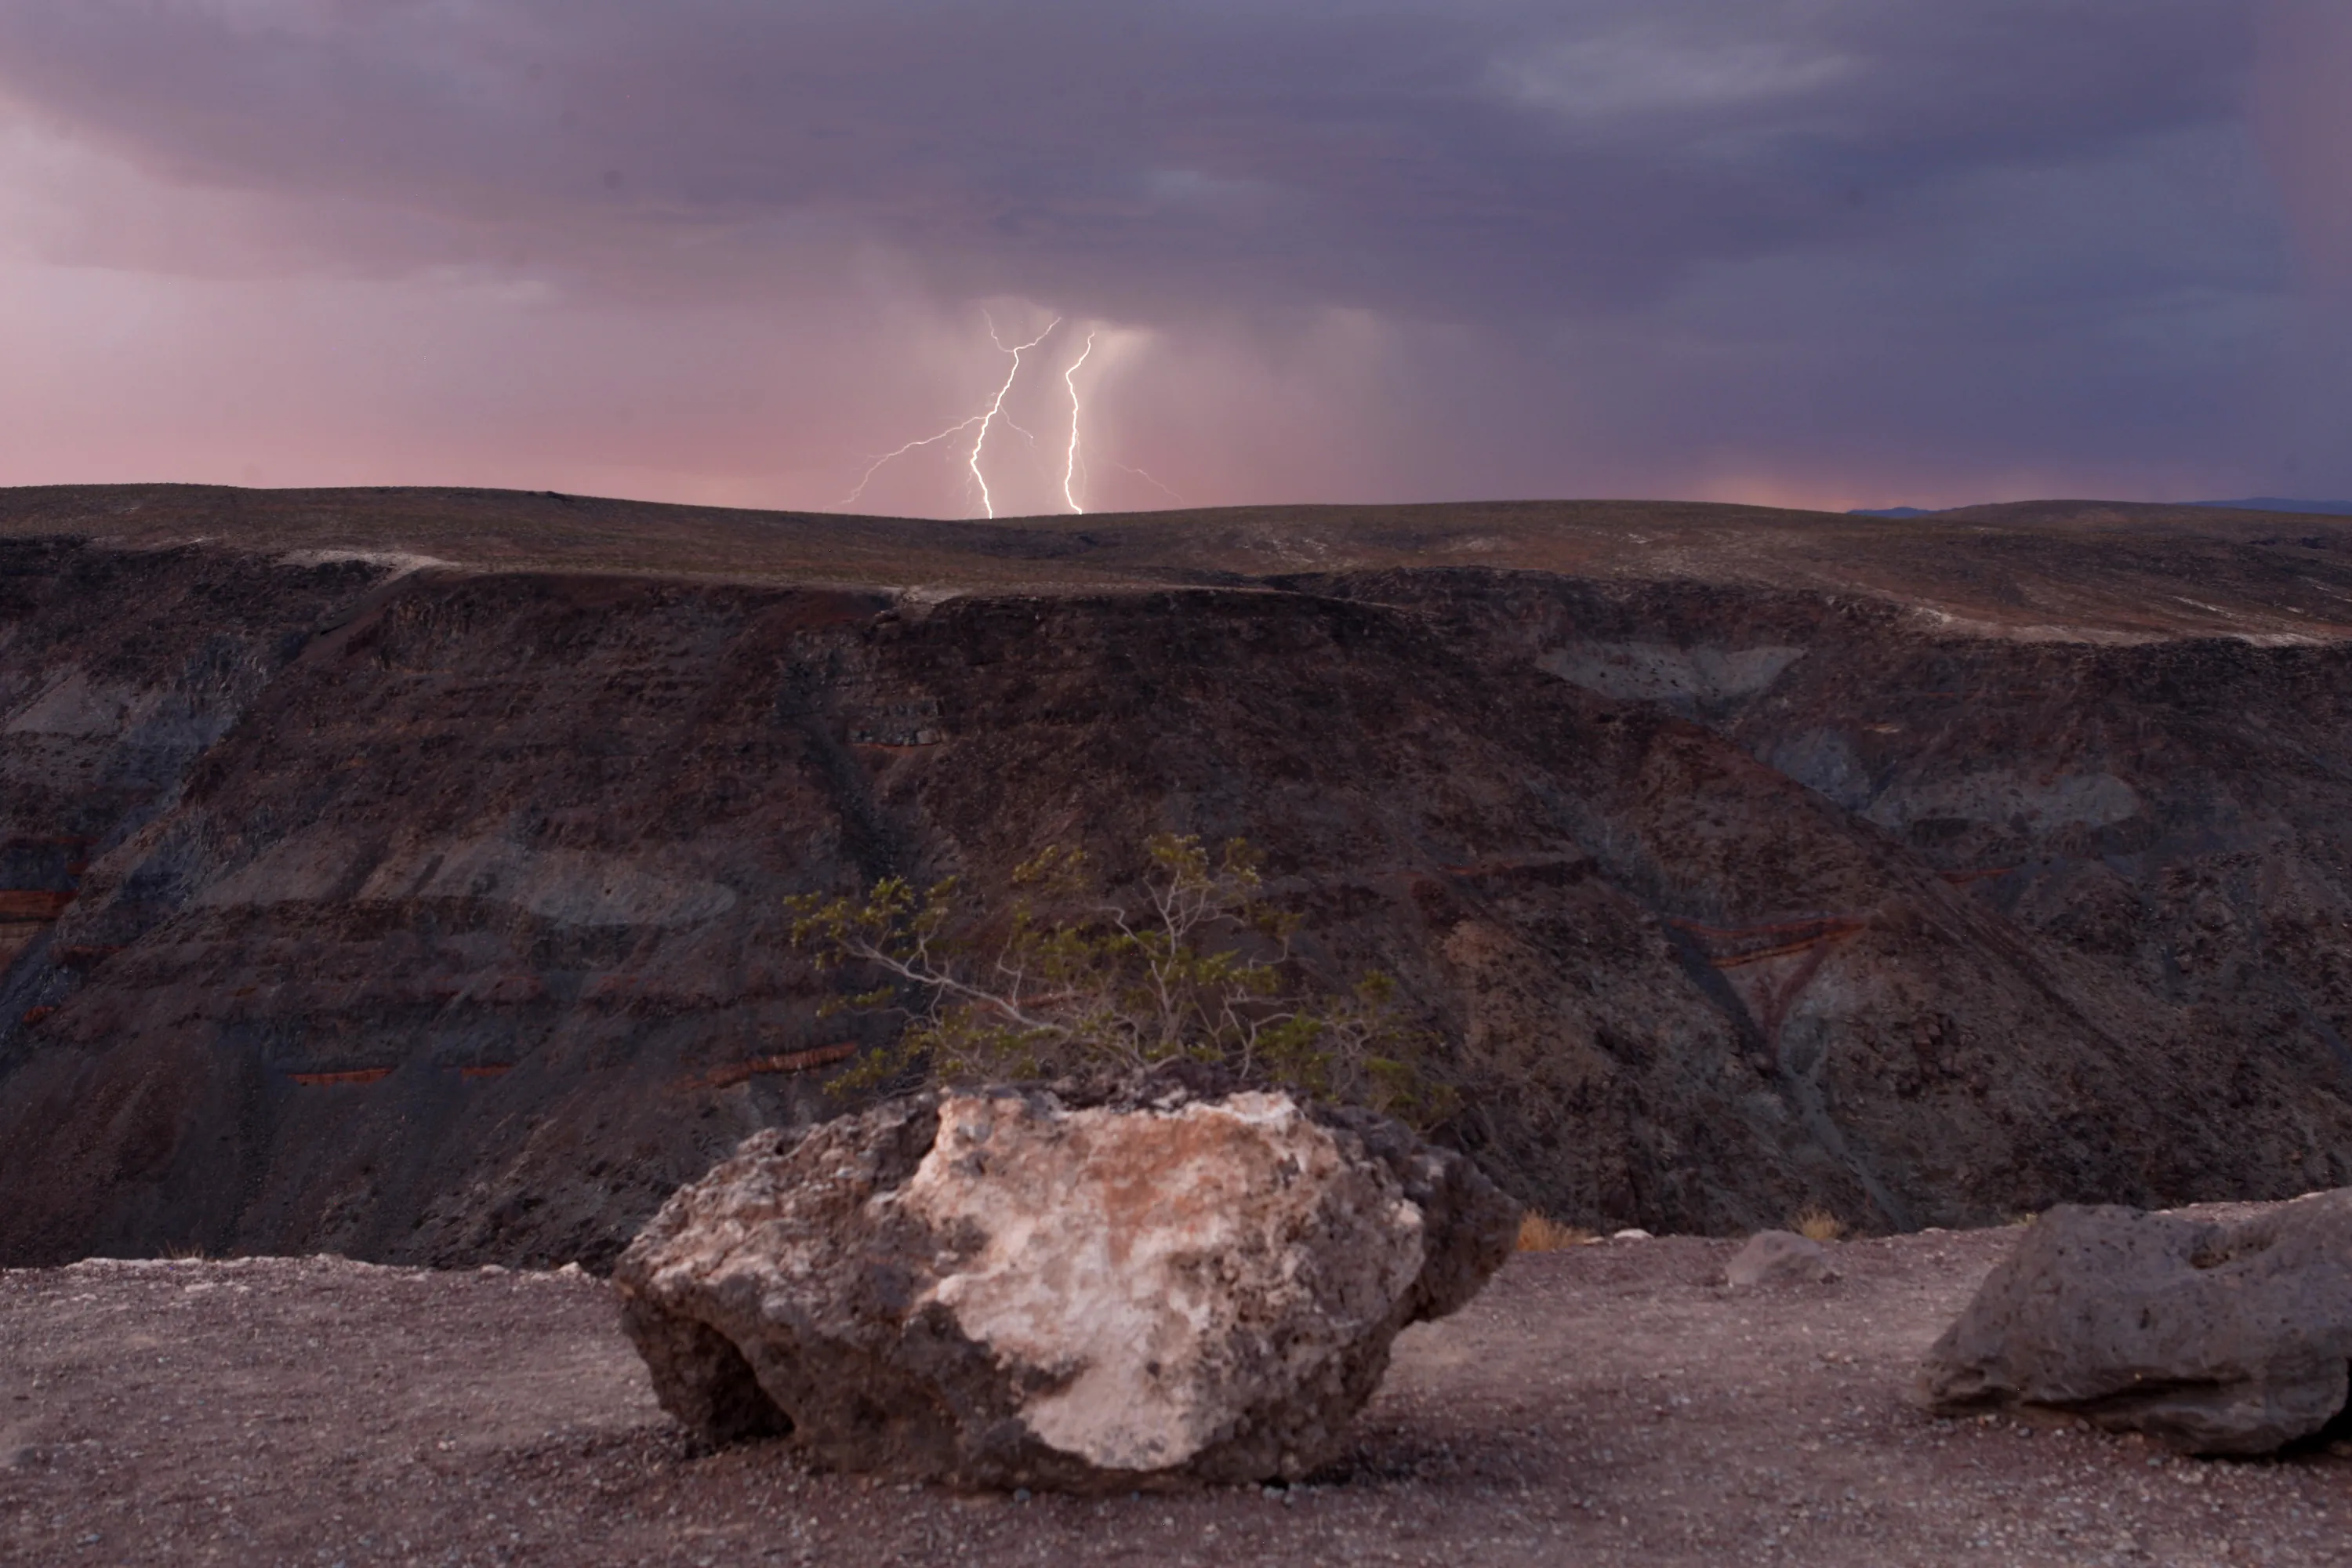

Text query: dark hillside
(2, 488), (2351, 1264)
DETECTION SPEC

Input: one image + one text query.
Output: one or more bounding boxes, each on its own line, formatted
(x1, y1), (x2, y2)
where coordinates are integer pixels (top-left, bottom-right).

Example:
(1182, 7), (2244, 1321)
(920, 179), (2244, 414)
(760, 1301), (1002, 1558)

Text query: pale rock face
(611, 1080), (1516, 1490)
(191, 832), (739, 927)
(898, 1092), (1426, 1471)
(1862, 768), (2141, 833)
(1535, 641), (1806, 709)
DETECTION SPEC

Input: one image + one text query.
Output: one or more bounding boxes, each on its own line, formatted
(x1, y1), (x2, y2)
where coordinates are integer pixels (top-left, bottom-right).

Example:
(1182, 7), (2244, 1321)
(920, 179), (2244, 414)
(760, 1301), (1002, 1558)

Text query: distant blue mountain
(1847, 497), (2352, 520)
(2192, 498), (2352, 517)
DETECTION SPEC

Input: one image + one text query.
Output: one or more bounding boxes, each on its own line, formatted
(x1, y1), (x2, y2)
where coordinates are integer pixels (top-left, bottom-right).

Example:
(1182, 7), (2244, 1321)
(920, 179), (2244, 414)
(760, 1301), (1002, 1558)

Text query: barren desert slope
(4, 485), (2352, 1265)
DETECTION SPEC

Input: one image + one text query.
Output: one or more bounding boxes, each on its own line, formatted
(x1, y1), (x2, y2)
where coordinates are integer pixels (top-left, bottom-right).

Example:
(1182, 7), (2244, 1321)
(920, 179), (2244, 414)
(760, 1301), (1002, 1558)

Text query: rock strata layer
(612, 1082), (1518, 1490)
(16, 499), (2352, 1268)
(1918, 1192), (2352, 1454)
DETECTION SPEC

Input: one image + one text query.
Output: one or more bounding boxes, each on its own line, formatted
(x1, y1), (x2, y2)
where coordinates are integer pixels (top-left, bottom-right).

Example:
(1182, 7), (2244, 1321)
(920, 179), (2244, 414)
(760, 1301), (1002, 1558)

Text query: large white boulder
(612, 1079), (1517, 1490)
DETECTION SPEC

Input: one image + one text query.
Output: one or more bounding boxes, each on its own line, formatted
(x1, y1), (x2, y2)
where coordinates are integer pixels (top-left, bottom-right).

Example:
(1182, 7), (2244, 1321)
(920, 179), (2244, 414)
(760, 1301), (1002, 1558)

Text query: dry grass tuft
(1517, 1211), (1598, 1251)
(1792, 1205), (1846, 1243)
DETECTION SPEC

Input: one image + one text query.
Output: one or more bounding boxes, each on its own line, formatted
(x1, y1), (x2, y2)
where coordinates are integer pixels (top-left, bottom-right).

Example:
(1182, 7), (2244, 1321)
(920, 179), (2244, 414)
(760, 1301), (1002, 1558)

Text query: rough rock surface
(612, 1082), (1518, 1490)
(13, 490), (2352, 1265)
(1918, 1190), (2352, 1454)
(1724, 1229), (1838, 1289)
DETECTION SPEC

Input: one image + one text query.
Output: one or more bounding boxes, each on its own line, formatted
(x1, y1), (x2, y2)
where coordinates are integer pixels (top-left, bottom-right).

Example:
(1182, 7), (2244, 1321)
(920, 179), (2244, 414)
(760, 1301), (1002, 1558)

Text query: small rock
(1724, 1230), (1838, 1290)
(1610, 1228), (1653, 1241)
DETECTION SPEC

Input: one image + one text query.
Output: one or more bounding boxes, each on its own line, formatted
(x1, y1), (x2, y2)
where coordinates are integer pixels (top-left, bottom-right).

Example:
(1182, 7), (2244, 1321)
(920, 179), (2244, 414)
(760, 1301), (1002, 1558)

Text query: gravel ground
(3, 1221), (2346, 1566)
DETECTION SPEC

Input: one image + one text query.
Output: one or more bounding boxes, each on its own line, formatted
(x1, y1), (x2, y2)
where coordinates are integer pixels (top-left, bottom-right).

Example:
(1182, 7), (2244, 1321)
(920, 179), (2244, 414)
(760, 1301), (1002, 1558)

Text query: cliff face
(5, 492), (2352, 1265)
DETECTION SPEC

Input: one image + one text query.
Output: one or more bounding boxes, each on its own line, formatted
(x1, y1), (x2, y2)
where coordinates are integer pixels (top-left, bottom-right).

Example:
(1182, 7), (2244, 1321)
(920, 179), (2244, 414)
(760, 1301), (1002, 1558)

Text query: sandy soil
(3, 1225), (2346, 1566)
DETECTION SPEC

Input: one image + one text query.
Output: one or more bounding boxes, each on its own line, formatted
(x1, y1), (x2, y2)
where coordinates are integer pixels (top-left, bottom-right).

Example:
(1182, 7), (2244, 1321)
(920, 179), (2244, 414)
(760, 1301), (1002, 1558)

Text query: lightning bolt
(838, 312), (1060, 516)
(840, 416), (986, 508)
(1062, 331), (1096, 514)
(1105, 459), (1185, 506)
(969, 314), (1061, 519)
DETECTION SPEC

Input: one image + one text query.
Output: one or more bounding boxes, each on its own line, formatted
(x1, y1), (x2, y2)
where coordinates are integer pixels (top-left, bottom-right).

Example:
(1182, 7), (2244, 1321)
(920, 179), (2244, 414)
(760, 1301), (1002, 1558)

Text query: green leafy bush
(786, 833), (1455, 1125)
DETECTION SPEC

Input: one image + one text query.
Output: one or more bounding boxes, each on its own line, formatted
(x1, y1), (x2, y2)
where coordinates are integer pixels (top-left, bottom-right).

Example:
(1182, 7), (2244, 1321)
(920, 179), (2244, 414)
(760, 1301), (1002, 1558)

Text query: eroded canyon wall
(4, 532), (2351, 1265)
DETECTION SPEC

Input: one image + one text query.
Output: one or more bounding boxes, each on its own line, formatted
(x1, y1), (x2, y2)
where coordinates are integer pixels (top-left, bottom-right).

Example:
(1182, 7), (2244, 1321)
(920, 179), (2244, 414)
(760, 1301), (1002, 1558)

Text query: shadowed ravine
(3, 486), (2352, 1265)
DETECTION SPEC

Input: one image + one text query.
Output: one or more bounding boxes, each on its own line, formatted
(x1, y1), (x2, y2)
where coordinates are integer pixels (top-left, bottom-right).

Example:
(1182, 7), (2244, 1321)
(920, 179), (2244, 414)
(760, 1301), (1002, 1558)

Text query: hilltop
(9, 485), (2352, 643)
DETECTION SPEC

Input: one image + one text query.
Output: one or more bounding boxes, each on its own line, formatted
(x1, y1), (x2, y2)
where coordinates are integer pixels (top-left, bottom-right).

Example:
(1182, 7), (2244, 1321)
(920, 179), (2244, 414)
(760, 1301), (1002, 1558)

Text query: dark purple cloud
(0, 0), (2338, 514)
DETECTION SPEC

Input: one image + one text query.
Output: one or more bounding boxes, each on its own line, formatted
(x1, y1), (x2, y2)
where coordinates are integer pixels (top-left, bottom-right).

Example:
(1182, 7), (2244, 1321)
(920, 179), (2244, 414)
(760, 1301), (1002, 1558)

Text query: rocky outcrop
(612, 1082), (1518, 1490)
(1918, 1192), (2352, 1454)
(10, 492), (2352, 1266)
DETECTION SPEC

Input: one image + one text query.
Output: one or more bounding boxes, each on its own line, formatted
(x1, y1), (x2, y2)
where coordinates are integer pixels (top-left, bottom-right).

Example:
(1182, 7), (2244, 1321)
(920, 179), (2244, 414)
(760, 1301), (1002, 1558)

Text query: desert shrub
(786, 833), (1456, 1125)
(1792, 1204), (1846, 1243)
(1515, 1212), (1595, 1251)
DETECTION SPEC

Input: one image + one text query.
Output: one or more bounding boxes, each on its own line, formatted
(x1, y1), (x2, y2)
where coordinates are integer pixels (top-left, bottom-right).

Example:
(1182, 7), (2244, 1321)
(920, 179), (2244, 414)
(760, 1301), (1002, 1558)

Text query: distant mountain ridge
(2192, 498), (2352, 517)
(1852, 497), (2352, 519)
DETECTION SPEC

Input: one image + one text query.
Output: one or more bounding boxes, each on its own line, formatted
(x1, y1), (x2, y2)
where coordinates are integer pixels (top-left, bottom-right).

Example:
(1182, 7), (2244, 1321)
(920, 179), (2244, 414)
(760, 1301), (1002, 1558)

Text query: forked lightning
(844, 318), (1134, 517)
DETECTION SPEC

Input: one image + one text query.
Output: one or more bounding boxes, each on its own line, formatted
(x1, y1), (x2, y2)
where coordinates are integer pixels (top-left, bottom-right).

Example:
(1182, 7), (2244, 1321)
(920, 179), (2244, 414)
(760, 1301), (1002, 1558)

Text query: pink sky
(0, 1), (2345, 518)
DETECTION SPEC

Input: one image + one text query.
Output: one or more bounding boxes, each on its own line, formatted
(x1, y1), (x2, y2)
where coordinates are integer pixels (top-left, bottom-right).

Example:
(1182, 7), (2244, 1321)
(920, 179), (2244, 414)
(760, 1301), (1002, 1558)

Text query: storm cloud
(0, 0), (2339, 515)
